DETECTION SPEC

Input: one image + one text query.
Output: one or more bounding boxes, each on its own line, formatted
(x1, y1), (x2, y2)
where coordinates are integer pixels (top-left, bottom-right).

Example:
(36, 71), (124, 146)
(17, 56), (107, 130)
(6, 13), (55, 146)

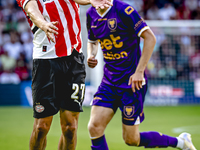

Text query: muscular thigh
(88, 106), (115, 137)
(122, 124), (140, 145)
(33, 116), (53, 131)
(60, 108), (80, 126)
(89, 106), (115, 127)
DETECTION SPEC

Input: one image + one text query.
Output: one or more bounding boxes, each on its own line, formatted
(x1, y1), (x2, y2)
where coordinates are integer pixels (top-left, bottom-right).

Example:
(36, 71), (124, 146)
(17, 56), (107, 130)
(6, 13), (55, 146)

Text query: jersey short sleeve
(119, 4), (149, 37)
(86, 10), (98, 43)
(16, 0), (31, 9)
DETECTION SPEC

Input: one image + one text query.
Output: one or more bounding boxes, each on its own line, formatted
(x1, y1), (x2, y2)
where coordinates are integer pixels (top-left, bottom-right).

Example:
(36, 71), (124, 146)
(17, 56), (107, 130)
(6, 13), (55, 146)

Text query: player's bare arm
(128, 28), (156, 92)
(25, 0), (58, 43)
(87, 41), (99, 68)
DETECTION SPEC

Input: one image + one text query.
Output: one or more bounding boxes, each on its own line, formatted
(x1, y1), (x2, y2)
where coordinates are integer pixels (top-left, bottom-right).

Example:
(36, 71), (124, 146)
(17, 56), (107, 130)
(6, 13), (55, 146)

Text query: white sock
(176, 137), (184, 149)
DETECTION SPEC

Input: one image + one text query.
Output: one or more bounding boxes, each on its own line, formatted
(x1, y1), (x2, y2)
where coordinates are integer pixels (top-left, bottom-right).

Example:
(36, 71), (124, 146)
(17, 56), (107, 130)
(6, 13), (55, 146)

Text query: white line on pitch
(172, 125), (200, 134)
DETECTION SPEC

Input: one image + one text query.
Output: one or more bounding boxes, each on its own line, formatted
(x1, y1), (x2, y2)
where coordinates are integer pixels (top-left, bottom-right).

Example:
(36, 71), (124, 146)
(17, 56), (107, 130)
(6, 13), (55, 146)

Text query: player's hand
(90, 0), (112, 10)
(87, 56), (98, 68)
(128, 72), (144, 93)
(41, 21), (58, 43)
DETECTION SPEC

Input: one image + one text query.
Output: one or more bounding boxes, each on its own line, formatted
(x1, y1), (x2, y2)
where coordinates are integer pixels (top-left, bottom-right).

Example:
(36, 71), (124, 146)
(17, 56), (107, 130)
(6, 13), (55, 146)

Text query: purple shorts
(92, 82), (147, 125)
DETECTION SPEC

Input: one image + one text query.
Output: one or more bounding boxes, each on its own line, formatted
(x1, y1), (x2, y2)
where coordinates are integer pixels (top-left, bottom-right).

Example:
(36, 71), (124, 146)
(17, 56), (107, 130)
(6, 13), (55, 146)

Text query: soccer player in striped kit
(17, 0), (112, 149)
(86, 0), (197, 149)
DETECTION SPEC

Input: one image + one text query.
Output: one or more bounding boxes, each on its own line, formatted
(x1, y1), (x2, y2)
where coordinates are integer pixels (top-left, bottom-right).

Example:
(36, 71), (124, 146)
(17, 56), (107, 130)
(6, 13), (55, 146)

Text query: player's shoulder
(114, 0), (134, 12)
(86, 6), (96, 16)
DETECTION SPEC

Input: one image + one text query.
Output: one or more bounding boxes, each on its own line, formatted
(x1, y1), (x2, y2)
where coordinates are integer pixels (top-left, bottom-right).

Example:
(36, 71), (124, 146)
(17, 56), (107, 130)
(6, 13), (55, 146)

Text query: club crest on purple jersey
(108, 18), (117, 31)
(124, 106), (135, 118)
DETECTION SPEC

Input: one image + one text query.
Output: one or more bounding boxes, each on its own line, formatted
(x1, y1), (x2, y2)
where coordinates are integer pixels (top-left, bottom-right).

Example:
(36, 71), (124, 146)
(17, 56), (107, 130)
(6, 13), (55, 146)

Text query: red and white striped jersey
(17, 0), (82, 59)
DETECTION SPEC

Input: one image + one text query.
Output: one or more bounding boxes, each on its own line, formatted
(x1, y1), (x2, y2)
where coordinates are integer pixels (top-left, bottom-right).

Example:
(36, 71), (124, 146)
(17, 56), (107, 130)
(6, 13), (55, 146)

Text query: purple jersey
(87, 0), (149, 88)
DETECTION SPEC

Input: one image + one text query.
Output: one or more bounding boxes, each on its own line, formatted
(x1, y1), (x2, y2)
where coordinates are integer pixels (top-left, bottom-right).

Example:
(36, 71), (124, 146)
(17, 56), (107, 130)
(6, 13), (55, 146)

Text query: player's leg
(122, 123), (178, 148)
(58, 109), (80, 150)
(88, 82), (119, 150)
(55, 50), (86, 150)
(122, 123), (196, 149)
(121, 85), (196, 149)
(121, 83), (179, 148)
(29, 116), (53, 150)
(56, 50), (86, 150)
(139, 131), (178, 148)
(30, 59), (60, 150)
(88, 105), (115, 150)
(122, 124), (140, 146)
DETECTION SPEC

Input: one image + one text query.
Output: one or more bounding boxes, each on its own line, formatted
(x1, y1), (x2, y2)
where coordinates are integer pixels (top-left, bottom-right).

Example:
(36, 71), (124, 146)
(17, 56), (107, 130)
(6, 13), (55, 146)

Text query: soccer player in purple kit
(86, 0), (197, 149)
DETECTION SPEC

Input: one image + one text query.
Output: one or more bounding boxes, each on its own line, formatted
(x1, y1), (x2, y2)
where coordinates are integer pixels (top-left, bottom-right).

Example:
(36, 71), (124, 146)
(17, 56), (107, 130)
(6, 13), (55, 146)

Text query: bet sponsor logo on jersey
(98, 34), (123, 50)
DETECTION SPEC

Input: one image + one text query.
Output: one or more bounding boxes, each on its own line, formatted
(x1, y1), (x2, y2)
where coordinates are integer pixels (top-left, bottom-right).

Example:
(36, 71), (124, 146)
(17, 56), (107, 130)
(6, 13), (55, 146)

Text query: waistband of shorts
(33, 48), (82, 60)
(51, 49), (82, 61)
(60, 49), (81, 58)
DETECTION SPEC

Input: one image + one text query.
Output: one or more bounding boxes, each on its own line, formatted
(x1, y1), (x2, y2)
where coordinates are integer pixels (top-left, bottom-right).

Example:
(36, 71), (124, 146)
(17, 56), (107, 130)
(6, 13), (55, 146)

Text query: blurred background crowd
(0, 0), (32, 84)
(127, 0), (200, 20)
(0, 0), (200, 84)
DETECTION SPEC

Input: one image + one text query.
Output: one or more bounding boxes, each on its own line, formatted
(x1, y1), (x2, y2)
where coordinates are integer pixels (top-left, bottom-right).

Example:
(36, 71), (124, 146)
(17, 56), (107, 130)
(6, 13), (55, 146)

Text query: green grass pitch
(0, 105), (199, 150)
